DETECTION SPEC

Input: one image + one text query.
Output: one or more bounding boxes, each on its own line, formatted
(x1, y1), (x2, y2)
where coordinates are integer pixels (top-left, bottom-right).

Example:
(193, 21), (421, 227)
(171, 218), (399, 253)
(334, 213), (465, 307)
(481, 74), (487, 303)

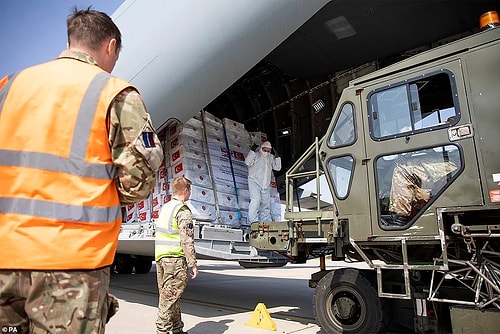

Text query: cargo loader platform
(115, 222), (288, 274)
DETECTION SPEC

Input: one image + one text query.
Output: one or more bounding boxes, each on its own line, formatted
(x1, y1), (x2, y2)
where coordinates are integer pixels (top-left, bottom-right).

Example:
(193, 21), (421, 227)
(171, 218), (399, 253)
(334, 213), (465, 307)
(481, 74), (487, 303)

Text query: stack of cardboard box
(123, 111), (281, 232)
(166, 112), (253, 227)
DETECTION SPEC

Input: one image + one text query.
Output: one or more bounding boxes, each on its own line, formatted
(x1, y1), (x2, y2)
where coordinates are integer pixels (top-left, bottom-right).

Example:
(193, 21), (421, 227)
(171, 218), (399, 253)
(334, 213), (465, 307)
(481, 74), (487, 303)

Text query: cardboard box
(137, 198), (151, 212)
(240, 214), (250, 227)
(206, 141), (247, 164)
(238, 196), (250, 210)
(151, 209), (161, 220)
(158, 167), (168, 181)
(214, 183), (235, 195)
(214, 184), (250, 198)
(205, 134), (248, 149)
(162, 193), (171, 204)
(204, 122), (224, 137)
(238, 188), (250, 198)
(211, 158), (247, 175)
(218, 210), (243, 228)
(169, 145), (206, 166)
(190, 185), (215, 204)
(171, 158), (208, 178)
(162, 180), (170, 193)
(187, 200), (216, 220)
(216, 191), (239, 209)
(196, 110), (222, 124)
(167, 119), (203, 140)
(170, 170), (212, 188)
(249, 131), (268, 145)
(168, 134), (204, 152)
(151, 194), (163, 210)
(224, 129), (251, 146)
(223, 118), (245, 132)
(125, 209), (137, 224)
(211, 166), (248, 189)
(138, 210), (151, 222)
(155, 179), (168, 194)
(212, 185), (249, 209)
(206, 135), (226, 147)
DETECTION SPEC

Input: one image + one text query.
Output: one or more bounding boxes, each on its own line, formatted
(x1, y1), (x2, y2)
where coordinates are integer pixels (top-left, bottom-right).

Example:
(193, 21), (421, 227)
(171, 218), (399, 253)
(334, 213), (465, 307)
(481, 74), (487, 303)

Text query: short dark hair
(67, 7), (122, 52)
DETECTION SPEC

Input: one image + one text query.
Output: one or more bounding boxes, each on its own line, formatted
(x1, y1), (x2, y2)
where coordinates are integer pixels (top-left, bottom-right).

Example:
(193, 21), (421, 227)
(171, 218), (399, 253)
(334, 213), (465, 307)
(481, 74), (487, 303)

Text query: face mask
(262, 151), (270, 157)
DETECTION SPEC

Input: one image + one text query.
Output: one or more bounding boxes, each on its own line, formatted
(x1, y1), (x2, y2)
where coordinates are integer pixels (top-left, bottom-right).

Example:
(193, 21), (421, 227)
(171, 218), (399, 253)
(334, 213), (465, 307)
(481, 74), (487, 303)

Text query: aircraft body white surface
(111, 0), (330, 129)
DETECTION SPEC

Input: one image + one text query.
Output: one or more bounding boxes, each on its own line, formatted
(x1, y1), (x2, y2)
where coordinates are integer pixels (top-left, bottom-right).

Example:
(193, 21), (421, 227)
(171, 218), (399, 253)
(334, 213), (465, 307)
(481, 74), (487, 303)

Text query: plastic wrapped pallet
(154, 113), (262, 230)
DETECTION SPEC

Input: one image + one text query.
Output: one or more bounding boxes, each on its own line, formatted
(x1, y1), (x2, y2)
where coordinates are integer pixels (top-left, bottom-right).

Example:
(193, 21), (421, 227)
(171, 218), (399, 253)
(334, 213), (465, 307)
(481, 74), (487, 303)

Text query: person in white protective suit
(245, 141), (281, 224)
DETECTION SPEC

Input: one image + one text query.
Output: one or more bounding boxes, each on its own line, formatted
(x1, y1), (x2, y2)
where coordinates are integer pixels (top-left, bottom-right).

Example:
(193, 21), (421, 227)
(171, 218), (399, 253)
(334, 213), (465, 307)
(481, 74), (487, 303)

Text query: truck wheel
(134, 256), (153, 274)
(114, 254), (134, 274)
(313, 268), (386, 334)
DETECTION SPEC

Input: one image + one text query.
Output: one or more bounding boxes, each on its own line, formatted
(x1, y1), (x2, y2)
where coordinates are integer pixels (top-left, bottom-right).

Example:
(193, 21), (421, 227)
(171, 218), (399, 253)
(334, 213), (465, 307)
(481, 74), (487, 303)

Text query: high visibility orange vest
(0, 58), (133, 270)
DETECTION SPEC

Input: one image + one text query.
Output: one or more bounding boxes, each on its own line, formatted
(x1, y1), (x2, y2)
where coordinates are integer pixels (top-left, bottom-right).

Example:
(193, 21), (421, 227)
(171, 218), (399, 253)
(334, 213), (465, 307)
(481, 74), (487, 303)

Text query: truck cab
(250, 24), (500, 333)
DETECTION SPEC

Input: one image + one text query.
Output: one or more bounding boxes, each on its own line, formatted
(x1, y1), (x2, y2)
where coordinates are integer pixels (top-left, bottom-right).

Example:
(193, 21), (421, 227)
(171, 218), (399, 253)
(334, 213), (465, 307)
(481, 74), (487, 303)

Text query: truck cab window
(327, 155), (354, 199)
(327, 103), (355, 148)
(377, 145), (462, 228)
(369, 72), (459, 139)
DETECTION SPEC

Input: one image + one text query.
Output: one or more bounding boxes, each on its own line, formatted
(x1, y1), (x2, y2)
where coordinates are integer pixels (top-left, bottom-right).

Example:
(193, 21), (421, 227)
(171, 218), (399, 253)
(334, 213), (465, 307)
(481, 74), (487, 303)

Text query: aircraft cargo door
(360, 60), (482, 237)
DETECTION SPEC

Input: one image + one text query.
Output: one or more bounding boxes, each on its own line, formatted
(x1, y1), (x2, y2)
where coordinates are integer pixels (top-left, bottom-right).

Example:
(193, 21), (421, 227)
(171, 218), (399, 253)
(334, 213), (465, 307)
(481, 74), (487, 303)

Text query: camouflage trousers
(155, 257), (188, 334)
(0, 268), (118, 334)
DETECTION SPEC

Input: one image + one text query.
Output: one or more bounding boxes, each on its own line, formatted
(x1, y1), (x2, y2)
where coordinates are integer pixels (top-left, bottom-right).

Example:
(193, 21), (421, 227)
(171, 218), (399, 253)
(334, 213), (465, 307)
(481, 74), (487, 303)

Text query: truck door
(360, 60), (482, 237)
(318, 88), (373, 239)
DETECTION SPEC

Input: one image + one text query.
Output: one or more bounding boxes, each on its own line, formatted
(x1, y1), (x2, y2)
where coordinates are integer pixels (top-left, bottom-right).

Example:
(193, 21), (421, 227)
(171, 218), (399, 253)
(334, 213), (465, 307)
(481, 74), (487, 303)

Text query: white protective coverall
(245, 141), (281, 223)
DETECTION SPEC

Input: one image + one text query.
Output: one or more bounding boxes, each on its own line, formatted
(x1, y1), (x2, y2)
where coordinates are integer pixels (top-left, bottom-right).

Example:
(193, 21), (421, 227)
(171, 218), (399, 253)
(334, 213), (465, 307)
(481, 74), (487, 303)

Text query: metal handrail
(286, 137), (324, 213)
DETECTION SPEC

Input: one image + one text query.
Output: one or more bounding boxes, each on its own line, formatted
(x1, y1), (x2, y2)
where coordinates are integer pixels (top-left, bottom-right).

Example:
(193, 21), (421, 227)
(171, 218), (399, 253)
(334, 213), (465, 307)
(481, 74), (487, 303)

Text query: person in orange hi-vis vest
(0, 7), (163, 333)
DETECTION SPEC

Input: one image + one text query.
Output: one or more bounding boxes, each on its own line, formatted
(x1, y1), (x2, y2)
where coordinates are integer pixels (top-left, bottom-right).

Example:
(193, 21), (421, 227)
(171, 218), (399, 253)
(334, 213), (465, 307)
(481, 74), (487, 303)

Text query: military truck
(249, 19), (500, 333)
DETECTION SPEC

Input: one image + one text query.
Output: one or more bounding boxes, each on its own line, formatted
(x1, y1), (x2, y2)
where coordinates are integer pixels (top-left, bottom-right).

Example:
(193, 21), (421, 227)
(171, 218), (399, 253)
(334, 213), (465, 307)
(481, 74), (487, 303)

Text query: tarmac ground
(106, 258), (331, 334)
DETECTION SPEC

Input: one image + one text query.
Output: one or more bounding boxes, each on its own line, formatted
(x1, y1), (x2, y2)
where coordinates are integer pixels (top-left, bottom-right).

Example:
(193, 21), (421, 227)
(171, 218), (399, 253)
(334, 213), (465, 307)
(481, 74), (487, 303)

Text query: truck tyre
(134, 256), (153, 274)
(113, 254), (134, 274)
(313, 268), (386, 333)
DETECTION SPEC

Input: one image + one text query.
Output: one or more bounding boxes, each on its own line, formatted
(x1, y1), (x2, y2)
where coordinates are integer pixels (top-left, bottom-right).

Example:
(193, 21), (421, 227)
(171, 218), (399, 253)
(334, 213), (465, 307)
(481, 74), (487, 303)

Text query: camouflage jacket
(60, 50), (164, 205)
(177, 208), (198, 267)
